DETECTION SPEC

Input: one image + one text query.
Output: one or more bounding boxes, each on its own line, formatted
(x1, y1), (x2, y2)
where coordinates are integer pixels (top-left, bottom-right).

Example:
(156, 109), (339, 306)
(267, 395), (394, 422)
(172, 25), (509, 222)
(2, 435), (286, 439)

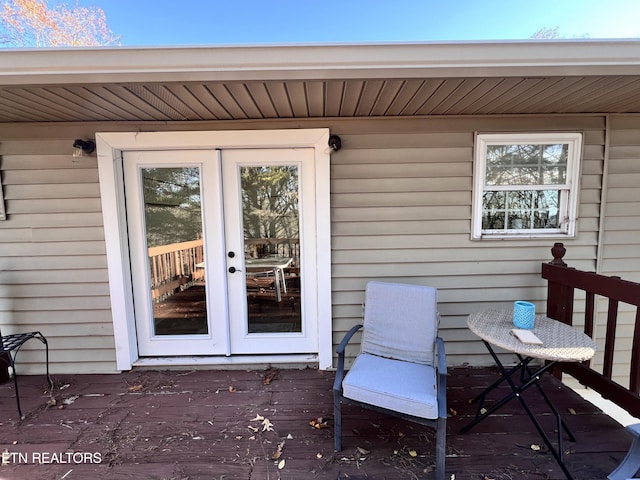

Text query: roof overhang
(3, 40), (640, 84)
(2, 40), (640, 122)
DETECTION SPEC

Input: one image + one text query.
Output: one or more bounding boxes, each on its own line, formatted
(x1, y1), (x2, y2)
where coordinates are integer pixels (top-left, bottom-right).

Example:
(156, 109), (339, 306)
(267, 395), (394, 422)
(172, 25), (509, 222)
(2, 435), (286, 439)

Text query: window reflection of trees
(142, 167), (203, 248)
(241, 166), (299, 258)
(483, 190), (560, 230)
(483, 144), (566, 231)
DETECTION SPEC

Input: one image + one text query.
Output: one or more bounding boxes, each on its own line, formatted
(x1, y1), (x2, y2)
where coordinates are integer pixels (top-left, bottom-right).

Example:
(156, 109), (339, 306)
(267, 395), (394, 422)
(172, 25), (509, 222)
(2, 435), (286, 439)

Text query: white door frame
(96, 129), (333, 371)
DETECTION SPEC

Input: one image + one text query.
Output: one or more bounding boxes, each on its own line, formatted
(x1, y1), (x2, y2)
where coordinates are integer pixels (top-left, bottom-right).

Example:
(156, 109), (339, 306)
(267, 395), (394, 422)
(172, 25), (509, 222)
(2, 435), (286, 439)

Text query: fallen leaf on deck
(568, 407), (577, 415)
(228, 385), (237, 393)
(530, 444), (541, 451)
(262, 418), (274, 432)
(408, 449), (418, 457)
(272, 440), (285, 460)
(449, 407), (457, 416)
(251, 414), (265, 421)
(263, 368), (279, 385)
(63, 395), (79, 405)
(248, 425), (259, 433)
(309, 417), (329, 429)
(316, 452), (323, 459)
(128, 384), (143, 392)
(277, 459), (285, 469)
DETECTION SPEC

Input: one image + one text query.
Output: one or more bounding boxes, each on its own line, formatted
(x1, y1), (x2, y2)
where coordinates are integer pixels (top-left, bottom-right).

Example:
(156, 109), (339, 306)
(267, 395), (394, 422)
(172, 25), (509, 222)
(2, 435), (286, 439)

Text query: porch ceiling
(1, 40), (640, 123)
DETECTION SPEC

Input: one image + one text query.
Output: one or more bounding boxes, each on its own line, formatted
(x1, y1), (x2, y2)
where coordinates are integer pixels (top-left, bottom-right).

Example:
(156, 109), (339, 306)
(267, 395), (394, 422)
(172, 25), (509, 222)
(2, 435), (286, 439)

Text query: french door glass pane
(241, 166), (302, 334)
(141, 167), (208, 336)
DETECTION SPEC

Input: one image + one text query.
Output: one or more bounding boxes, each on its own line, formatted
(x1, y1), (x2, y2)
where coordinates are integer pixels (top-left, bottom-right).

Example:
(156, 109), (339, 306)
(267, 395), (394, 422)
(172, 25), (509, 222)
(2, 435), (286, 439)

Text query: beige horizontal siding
(603, 118), (640, 282)
(0, 114), (626, 374)
(584, 116), (640, 388)
(0, 138), (116, 375)
(330, 116), (604, 368)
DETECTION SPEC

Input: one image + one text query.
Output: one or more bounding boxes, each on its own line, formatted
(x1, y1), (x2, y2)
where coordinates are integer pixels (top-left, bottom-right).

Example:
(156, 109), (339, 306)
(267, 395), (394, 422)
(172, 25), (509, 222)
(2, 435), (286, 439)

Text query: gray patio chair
(0, 328), (52, 418)
(333, 281), (447, 480)
(608, 423), (640, 480)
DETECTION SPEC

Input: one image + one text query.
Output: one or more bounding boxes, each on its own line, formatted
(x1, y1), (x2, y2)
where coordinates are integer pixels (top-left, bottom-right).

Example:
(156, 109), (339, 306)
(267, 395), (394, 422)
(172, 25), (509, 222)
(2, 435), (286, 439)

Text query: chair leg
(609, 423), (640, 480)
(333, 390), (342, 452)
(4, 333), (53, 419)
(10, 358), (23, 418)
(435, 416), (446, 480)
(42, 335), (53, 392)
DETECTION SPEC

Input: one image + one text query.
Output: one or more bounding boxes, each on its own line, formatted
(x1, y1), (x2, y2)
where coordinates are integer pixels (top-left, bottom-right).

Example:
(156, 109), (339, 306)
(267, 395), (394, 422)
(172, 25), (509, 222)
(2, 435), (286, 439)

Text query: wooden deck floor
(0, 367), (633, 479)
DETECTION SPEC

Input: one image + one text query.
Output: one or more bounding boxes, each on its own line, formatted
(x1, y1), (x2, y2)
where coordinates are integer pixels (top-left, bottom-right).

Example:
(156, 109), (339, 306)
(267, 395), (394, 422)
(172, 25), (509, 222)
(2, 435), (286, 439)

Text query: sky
(78, 0), (640, 47)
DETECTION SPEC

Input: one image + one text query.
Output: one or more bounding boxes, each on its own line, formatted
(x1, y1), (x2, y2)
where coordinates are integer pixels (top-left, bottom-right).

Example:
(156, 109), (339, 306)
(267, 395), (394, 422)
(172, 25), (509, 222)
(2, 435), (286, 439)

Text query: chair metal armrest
(436, 336), (447, 376)
(333, 324), (363, 393)
(336, 324), (363, 356)
(436, 336), (447, 419)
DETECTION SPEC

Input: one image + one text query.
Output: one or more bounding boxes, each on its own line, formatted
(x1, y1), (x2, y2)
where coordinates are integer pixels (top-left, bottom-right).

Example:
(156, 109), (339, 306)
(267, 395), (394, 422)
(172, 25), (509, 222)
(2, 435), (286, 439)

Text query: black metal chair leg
(11, 360), (23, 418)
(43, 335), (53, 392)
(1, 331), (53, 418)
(333, 389), (342, 452)
(435, 415), (446, 480)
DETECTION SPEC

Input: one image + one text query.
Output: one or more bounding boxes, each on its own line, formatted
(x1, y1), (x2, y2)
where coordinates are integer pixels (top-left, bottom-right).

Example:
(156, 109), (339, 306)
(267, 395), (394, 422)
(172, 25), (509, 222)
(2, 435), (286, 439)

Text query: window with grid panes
(472, 133), (582, 239)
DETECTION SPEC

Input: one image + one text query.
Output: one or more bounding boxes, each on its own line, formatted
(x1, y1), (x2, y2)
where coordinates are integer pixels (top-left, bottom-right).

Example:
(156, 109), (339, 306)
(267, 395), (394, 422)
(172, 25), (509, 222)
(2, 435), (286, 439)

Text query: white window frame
(472, 133), (582, 240)
(0, 176), (5, 221)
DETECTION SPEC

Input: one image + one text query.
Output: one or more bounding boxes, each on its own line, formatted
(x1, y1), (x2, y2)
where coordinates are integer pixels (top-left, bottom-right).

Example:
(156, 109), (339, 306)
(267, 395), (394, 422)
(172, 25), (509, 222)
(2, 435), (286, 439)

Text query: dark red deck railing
(542, 242), (640, 418)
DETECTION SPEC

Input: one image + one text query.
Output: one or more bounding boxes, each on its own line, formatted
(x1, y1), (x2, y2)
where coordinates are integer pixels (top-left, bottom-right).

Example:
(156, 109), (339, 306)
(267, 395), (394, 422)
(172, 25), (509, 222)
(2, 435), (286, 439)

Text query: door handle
(228, 266), (242, 273)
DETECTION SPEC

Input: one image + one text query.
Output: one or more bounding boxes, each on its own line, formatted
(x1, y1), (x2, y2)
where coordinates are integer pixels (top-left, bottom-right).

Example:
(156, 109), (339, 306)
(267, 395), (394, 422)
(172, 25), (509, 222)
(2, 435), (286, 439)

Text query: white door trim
(96, 129), (333, 371)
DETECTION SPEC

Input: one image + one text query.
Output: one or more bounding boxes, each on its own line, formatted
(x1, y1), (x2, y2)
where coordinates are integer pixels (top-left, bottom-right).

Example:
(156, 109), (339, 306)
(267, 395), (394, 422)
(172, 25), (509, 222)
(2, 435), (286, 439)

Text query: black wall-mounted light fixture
(328, 135), (342, 152)
(72, 139), (96, 157)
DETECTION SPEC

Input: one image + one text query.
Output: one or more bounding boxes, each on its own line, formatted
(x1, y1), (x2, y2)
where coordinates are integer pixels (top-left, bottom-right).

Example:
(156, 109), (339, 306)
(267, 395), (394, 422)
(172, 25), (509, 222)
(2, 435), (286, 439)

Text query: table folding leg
(460, 340), (576, 480)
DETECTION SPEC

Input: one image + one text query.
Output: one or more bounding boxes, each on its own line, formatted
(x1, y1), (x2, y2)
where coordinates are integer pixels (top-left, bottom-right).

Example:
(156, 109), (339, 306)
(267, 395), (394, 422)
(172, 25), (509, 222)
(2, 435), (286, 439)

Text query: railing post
(545, 243), (574, 325)
(631, 308), (640, 394)
(550, 242), (567, 267)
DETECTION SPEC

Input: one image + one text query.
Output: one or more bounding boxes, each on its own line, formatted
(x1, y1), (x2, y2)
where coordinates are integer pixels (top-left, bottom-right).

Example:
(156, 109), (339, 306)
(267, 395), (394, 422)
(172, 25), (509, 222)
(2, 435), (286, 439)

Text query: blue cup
(513, 301), (536, 329)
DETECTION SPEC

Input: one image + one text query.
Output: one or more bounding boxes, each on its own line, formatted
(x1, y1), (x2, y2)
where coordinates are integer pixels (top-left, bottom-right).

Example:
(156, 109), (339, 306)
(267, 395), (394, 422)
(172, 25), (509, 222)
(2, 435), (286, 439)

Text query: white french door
(124, 148), (318, 357)
(222, 148), (318, 354)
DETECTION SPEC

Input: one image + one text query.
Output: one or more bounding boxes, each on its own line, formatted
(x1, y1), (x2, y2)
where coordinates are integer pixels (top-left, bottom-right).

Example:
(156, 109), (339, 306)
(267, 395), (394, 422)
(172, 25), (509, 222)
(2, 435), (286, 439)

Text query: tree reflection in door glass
(241, 166), (302, 334)
(142, 167), (208, 336)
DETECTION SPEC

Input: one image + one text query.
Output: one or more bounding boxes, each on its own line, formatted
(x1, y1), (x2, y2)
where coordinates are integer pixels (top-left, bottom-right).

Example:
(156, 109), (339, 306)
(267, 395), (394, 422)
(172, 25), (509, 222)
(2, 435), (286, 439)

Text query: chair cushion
(362, 282), (438, 365)
(342, 353), (438, 419)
